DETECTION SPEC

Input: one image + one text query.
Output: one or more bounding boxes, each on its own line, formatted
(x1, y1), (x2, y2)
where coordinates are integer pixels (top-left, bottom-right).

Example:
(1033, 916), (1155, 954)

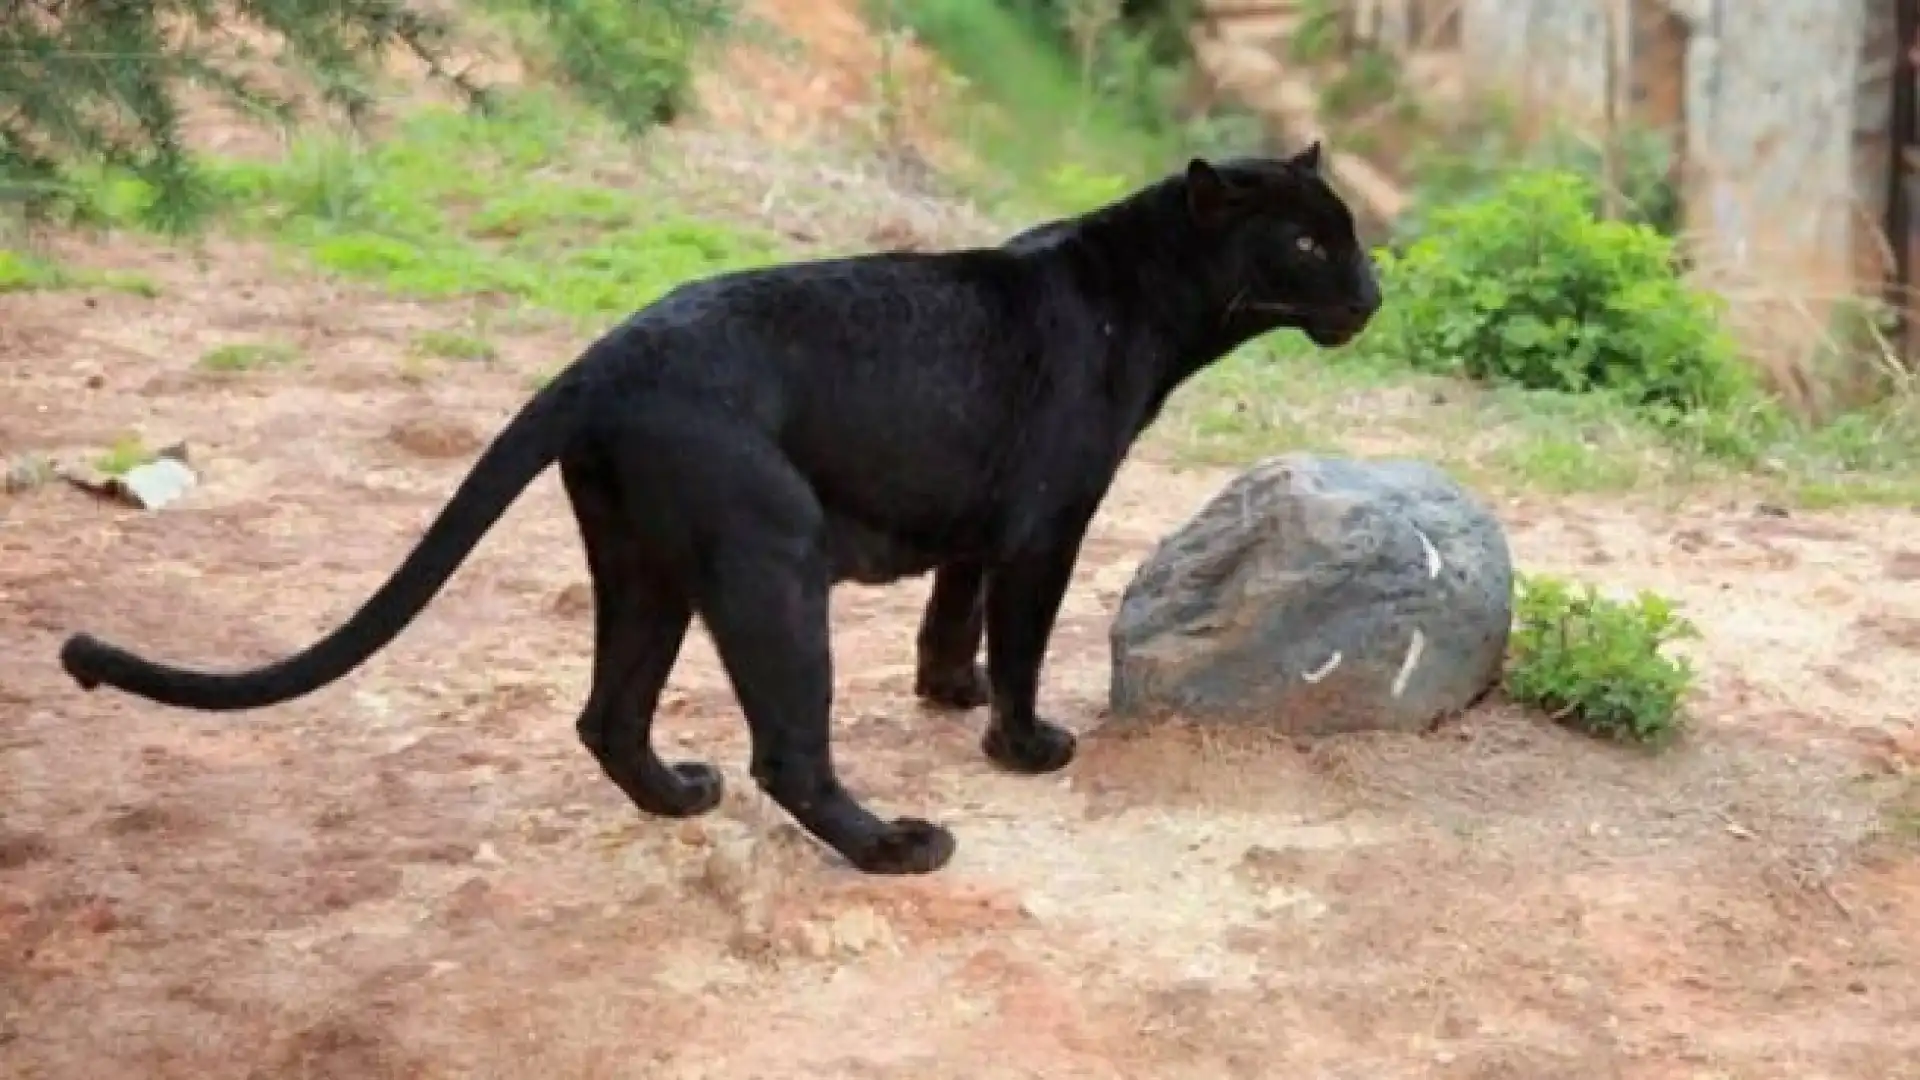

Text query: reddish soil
(2, 225), (1917, 1080)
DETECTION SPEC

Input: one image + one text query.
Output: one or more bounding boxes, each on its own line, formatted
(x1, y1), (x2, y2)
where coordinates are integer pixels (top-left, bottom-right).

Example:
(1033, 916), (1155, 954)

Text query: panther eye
(1295, 235), (1326, 259)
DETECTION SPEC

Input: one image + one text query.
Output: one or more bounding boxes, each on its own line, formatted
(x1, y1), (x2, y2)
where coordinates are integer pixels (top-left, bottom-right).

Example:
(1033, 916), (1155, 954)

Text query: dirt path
(3, 244), (1919, 1080)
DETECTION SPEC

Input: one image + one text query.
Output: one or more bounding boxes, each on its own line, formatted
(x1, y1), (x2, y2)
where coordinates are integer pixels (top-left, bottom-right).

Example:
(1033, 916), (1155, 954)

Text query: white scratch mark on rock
(1413, 526), (1442, 580)
(1302, 652), (1342, 683)
(1391, 629), (1425, 699)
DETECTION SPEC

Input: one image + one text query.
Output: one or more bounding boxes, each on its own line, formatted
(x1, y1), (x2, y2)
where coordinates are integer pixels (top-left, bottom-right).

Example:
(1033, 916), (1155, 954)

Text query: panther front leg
(978, 538), (1086, 774)
(914, 561), (991, 710)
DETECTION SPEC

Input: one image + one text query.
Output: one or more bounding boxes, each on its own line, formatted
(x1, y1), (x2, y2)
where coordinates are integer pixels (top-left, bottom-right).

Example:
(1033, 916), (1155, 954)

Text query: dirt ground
(2, 218), (1919, 1080)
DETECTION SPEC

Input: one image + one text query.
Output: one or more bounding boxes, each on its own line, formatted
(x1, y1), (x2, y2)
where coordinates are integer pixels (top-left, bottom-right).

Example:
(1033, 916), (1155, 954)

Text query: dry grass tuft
(1683, 242), (1917, 421)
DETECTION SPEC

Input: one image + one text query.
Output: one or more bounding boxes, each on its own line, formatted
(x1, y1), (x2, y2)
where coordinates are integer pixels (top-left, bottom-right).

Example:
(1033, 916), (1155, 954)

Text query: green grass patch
(1149, 331), (1920, 507)
(0, 249), (67, 292)
(98, 272), (161, 298)
(1482, 430), (1648, 495)
(1153, 334), (1675, 489)
(97, 90), (795, 326)
(1886, 779), (1920, 843)
(1153, 336), (1406, 461)
(411, 329), (501, 364)
(199, 341), (302, 372)
(1784, 473), (1920, 511)
(0, 248), (160, 297)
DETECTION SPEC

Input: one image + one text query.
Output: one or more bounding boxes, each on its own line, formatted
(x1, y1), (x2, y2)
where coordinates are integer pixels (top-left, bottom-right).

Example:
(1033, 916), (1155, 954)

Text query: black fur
(59, 144), (1380, 875)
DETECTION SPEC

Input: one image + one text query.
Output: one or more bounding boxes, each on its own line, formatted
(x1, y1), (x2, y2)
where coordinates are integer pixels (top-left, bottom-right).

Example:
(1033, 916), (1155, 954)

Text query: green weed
(92, 434), (154, 476)
(1504, 573), (1698, 749)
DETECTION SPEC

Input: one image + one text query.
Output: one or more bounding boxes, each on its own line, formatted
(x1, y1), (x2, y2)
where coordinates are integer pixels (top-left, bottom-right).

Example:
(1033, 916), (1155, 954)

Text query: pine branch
(0, 0), (479, 225)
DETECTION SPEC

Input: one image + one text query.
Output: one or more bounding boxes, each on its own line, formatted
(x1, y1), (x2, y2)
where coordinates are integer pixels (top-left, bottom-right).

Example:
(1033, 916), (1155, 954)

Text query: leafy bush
(1359, 169), (1751, 415)
(1504, 573), (1698, 748)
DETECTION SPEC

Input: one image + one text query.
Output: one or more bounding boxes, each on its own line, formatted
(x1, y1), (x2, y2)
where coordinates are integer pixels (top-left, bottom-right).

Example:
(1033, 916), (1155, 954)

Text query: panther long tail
(59, 369), (585, 711)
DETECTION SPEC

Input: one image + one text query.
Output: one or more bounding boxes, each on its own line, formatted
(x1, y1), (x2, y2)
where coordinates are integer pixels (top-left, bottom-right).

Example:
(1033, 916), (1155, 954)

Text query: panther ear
(1186, 157), (1234, 228)
(1290, 140), (1324, 174)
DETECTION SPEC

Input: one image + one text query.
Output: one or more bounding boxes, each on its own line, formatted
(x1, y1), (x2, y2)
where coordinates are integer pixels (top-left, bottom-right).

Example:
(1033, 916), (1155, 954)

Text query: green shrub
(1360, 169), (1750, 415)
(1504, 573), (1697, 748)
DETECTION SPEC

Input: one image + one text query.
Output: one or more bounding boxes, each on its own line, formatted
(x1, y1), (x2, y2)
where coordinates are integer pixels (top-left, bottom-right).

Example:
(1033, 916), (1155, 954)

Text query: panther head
(1185, 142), (1381, 348)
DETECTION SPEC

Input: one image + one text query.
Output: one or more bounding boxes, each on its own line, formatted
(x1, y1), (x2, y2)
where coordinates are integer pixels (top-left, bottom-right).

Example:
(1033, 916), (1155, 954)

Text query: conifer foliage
(0, 0), (483, 227)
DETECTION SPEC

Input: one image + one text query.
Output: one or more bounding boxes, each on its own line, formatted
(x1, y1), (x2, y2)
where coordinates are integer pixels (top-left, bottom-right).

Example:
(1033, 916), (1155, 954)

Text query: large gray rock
(1109, 454), (1512, 735)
